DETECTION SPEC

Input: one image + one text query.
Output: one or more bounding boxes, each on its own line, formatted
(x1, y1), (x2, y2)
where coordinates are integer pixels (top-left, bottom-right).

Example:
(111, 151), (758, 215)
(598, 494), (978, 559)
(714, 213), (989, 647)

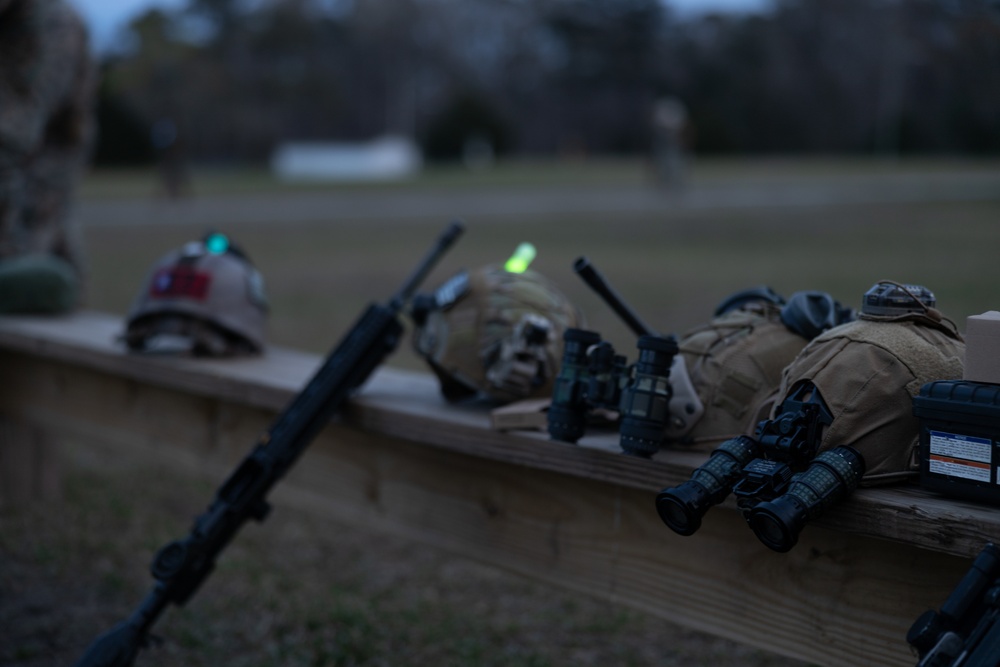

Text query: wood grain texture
(0, 416), (61, 506)
(0, 311), (996, 666)
(0, 311), (996, 558)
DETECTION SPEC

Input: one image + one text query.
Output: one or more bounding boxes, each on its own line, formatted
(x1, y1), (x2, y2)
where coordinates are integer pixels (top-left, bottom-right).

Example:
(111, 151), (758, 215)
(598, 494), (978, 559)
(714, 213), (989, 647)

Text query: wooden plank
(3, 310), (1000, 665)
(0, 354), (969, 667)
(0, 311), (998, 559)
(0, 416), (61, 507)
(276, 427), (969, 667)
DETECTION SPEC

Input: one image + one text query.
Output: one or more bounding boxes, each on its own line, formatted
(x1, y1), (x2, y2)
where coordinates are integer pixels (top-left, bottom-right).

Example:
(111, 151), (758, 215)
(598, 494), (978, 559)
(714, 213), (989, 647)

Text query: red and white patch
(150, 267), (212, 300)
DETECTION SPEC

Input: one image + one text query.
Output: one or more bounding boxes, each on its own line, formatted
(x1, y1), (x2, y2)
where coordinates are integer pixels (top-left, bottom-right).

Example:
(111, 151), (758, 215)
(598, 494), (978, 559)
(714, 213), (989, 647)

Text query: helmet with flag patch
(123, 232), (268, 356)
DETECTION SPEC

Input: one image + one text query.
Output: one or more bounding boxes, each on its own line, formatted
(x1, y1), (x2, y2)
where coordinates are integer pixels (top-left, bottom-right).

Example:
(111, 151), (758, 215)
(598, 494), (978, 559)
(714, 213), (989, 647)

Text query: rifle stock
(75, 221), (464, 667)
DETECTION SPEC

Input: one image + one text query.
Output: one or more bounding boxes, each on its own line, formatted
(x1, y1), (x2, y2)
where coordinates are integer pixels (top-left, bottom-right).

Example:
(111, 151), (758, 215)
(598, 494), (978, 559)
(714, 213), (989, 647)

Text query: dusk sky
(66, 0), (771, 53)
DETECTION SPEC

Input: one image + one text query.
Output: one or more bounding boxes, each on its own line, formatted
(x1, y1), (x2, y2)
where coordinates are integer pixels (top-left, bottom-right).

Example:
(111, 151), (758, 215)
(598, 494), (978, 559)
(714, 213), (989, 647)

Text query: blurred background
(62, 0), (1000, 366)
(4, 0), (1000, 665)
(70, 0), (1000, 164)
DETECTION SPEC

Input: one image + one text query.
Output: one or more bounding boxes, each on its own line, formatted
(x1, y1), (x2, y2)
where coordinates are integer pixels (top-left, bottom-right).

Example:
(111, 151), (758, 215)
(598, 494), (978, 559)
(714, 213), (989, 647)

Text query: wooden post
(0, 414), (61, 507)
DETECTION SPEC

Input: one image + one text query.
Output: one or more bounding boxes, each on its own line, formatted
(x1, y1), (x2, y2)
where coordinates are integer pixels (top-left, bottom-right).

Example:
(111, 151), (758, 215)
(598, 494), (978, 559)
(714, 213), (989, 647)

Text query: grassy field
(78, 155), (1000, 199)
(4, 156), (999, 666)
(2, 456), (803, 667)
(78, 157), (1000, 371)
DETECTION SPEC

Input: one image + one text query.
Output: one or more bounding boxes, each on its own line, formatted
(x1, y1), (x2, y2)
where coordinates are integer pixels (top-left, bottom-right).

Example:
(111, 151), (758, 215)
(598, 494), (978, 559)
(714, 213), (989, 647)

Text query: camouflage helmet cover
(412, 264), (584, 403)
(124, 233), (269, 356)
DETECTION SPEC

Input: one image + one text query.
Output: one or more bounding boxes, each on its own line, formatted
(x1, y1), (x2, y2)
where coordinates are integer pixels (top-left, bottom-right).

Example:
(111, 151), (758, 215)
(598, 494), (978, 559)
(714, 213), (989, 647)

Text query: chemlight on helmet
(504, 243), (537, 274)
(204, 233), (230, 255)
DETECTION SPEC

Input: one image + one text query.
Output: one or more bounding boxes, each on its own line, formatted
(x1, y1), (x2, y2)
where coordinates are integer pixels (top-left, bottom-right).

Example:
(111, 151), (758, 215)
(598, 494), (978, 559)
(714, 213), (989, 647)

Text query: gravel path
(77, 169), (1000, 228)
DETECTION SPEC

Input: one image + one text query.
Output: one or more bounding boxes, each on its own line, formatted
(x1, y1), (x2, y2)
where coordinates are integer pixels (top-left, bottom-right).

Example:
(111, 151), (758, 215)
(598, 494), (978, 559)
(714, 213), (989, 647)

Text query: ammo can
(913, 380), (1000, 506)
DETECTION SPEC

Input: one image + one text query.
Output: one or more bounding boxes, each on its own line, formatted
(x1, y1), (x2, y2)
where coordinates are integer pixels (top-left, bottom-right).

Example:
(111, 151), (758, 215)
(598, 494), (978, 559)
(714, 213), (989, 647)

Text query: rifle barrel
(74, 221), (464, 667)
(390, 220), (464, 311)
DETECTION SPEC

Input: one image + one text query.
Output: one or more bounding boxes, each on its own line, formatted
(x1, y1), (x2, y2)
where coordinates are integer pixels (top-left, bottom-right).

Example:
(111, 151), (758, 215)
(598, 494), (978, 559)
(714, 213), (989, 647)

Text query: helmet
(767, 281), (965, 484)
(411, 261), (584, 404)
(667, 286), (854, 449)
(123, 232), (268, 356)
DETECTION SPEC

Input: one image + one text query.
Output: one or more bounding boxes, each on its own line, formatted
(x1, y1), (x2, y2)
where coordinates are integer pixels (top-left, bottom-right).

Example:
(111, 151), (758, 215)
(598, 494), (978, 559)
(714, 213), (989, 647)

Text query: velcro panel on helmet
(773, 319), (965, 484)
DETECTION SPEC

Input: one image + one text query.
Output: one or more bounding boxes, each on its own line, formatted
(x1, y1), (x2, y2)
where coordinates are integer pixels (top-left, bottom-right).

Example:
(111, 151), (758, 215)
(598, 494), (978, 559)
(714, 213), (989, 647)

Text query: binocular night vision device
(547, 327), (679, 457)
(655, 382), (866, 552)
(546, 257), (683, 458)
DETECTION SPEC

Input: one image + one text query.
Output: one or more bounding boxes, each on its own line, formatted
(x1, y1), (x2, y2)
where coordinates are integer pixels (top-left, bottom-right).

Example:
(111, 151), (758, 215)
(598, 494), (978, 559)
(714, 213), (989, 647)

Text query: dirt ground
(1, 451), (810, 667)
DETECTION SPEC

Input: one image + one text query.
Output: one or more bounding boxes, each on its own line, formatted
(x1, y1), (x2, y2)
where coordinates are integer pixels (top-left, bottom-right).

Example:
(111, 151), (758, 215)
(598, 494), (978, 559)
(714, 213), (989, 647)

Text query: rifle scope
(656, 435), (760, 535)
(747, 446), (865, 552)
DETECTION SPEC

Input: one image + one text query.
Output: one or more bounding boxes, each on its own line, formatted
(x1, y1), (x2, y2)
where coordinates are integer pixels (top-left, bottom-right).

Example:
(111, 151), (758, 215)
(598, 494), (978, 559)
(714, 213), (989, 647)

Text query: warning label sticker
(928, 431), (994, 483)
(929, 431), (992, 463)
(929, 455), (991, 482)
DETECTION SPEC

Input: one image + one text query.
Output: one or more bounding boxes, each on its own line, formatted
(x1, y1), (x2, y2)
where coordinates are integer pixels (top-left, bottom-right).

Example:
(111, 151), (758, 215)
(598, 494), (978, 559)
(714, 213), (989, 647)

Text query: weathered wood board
(0, 311), (993, 666)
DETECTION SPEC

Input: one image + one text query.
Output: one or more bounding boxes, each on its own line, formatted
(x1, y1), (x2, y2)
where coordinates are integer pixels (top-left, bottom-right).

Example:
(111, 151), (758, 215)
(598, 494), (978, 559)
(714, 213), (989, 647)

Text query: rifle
(75, 221), (464, 667)
(908, 543), (1000, 667)
(572, 256), (657, 337)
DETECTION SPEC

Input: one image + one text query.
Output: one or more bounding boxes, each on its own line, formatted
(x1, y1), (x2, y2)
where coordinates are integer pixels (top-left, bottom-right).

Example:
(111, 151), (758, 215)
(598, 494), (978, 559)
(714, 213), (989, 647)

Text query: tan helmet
(767, 281), (965, 484)
(667, 287), (855, 449)
(411, 261), (584, 403)
(123, 232), (268, 356)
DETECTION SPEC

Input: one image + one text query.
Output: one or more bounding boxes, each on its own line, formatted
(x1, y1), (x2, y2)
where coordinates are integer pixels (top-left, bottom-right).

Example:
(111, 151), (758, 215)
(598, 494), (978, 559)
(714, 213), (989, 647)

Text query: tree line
(94, 0), (1000, 166)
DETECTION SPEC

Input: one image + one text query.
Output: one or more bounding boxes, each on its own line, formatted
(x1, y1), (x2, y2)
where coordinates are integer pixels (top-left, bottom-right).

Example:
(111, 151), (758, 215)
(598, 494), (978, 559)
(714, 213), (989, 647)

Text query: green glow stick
(504, 243), (536, 273)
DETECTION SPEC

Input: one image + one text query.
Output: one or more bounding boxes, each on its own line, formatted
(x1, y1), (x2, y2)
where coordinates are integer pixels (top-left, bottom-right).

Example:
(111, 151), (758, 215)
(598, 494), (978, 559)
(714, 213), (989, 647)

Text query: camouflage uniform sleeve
(0, 0), (96, 275)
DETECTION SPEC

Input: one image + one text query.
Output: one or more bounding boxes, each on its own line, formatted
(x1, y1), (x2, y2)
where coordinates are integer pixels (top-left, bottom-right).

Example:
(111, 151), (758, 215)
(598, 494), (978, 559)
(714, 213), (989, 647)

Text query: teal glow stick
(205, 233), (230, 255)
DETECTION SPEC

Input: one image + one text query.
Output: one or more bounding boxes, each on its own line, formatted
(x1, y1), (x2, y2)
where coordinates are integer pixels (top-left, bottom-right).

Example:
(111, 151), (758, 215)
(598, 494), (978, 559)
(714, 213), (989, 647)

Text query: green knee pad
(0, 254), (79, 314)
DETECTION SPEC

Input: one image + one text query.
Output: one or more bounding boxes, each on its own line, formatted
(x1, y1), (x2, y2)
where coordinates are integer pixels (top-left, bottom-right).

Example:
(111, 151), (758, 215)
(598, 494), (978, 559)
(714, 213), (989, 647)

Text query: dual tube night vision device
(547, 328), (678, 457)
(655, 382), (866, 552)
(547, 257), (679, 458)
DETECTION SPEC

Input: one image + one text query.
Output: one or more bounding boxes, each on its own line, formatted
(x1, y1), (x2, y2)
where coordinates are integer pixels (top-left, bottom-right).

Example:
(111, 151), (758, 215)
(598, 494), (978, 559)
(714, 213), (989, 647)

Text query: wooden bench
(0, 311), (994, 667)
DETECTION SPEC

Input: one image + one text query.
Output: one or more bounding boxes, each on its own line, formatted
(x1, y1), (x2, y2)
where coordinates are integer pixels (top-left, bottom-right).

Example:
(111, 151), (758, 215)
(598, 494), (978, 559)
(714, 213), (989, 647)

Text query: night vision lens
(587, 341), (621, 409)
(748, 446), (865, 552)
(656, 435), (760, 536)
(619, 335), (678, 458)
(547, 328), (601, 443)
(656, 481), (711, 536)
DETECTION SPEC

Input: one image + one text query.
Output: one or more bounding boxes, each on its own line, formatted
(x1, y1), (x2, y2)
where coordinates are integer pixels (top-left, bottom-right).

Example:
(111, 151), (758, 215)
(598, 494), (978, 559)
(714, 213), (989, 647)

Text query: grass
(78, 158), (650, 199)
(78, 161), (1000, 372)
(0, 462), (804, 667)
(79, 155), (1000, 199)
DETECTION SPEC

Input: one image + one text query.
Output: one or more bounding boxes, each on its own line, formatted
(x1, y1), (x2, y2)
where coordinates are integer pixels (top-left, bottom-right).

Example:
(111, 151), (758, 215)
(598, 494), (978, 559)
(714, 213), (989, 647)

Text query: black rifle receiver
(74, 221), (464, 667)
(908, 543), (1000, 667)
